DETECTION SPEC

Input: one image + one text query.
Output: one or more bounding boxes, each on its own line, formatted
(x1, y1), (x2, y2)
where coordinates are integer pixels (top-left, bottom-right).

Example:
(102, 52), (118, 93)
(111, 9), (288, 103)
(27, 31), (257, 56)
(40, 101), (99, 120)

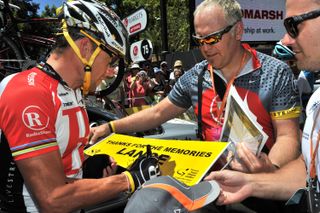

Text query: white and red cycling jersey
(0, 67), (89, 212)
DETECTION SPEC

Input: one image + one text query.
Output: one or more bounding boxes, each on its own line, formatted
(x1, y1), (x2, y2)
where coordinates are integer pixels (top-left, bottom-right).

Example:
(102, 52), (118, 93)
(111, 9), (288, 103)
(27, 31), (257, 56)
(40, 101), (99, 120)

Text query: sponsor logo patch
(22, 105), (49, 131)
(27, 72), (37, 86)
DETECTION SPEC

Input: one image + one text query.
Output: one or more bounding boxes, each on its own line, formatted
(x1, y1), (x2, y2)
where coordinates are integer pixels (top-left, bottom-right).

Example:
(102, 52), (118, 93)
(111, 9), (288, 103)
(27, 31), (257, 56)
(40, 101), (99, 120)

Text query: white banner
(122, 8), (148, 37)
(195, 0), (286, 42)
(130, 39), (153, 63)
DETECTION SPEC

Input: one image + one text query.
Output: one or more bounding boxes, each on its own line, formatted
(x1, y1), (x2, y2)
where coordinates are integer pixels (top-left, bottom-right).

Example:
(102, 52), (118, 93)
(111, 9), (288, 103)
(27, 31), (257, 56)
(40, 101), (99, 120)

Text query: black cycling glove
(123, 145), (161, 193)
(82, 154), (110, 179)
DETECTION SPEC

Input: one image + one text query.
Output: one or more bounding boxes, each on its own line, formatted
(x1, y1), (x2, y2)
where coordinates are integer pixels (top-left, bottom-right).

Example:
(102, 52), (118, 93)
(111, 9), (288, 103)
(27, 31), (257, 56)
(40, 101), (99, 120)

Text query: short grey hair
(194, 0), (242, 25)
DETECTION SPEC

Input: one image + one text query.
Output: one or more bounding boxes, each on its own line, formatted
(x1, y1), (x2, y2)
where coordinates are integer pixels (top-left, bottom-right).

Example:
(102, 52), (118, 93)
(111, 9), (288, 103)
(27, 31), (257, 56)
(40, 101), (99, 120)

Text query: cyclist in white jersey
(205, 0), (320, 211)
(0, 0), (159, 212)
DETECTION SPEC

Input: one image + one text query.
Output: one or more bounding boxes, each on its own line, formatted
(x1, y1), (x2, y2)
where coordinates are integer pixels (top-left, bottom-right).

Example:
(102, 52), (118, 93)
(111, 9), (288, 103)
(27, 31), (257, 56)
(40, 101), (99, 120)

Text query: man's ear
(79, 37), (93, 59)
(235, 21), (244, 41)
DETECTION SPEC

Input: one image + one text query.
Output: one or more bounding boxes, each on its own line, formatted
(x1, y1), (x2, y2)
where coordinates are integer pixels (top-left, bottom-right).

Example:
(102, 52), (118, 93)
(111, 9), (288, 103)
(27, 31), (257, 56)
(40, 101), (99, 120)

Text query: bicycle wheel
(0, 35), (23, 80)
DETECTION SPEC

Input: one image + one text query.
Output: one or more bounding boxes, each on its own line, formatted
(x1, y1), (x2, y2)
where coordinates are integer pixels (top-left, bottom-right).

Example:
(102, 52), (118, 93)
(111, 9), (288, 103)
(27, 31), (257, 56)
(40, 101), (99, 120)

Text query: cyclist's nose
(200, 43), (217, 55)
(281, 33), (295, 47)
(200, 43), (211, 52)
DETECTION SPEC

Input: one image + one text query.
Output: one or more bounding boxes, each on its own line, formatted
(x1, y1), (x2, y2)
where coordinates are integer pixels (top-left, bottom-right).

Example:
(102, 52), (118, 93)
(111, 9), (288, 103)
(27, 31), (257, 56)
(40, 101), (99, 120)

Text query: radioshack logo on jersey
(27, 72), (37, 86)
(22, 105), (50, 131)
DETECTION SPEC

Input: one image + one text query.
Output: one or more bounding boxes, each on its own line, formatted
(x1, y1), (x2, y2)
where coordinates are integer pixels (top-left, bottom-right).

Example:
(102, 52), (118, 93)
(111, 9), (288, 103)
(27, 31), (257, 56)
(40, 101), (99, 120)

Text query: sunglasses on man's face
(192, 23), (235, 46)
(95, 44), (120, 67)
(80, 30), (121, 67)
(284, 9), (320, 38)
(98, 44), (115, 58)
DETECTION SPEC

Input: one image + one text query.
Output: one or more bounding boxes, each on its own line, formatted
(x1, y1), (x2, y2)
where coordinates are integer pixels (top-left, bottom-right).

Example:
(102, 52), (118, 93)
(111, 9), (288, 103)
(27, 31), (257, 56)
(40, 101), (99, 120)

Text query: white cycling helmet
(56, 0), (128, 95)
(60, 0), (128, 58)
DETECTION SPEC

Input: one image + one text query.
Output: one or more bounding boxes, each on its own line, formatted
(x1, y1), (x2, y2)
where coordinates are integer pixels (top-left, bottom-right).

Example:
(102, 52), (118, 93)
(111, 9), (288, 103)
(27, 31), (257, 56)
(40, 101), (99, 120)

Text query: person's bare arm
(114, 97), (185, 132)
(17, 151), (129, 213)
(205, 155), (306, 205)
(90, 97), (186, 143)
(250, 155), (306, 199)
(268, 118), (300, 167)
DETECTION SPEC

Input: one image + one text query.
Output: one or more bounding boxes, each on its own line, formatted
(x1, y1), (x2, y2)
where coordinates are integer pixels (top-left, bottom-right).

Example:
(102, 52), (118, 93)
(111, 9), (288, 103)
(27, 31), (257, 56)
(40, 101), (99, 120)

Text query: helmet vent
(76, 3), (98, 23)
(100, 14), (123, 46)
(68, 6), (86, 22)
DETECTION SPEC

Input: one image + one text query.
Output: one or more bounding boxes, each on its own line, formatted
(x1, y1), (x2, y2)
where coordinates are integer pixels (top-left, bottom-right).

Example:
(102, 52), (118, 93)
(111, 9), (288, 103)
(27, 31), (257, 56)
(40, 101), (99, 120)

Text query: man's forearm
(269, 118), (301, 167)
(250, 156), (306, 200)
(40, 173), (129, 212)
(113, 98), (185, 134)
(269, 135), (300, 167)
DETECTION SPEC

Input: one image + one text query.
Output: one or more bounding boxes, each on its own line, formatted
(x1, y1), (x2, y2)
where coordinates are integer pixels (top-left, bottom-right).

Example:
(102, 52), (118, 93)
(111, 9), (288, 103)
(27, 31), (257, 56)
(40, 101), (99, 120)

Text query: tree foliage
(11, 0), (191, 57)
(166, 0), (190, 51)
(9, 0), (58, 37)
(103, 0), (191, 55)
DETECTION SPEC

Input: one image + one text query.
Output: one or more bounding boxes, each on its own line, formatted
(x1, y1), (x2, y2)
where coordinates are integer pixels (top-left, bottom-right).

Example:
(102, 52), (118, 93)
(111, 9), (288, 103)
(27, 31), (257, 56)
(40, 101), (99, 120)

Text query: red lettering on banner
(130, 23), (142, 33)
(242, 9), (283, 20)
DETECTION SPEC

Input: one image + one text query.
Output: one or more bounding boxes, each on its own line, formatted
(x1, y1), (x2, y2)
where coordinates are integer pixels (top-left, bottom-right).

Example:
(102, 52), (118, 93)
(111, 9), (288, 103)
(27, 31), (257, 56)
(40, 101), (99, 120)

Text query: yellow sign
(125, 105), (151, 115)
(85, 134), (229, 186)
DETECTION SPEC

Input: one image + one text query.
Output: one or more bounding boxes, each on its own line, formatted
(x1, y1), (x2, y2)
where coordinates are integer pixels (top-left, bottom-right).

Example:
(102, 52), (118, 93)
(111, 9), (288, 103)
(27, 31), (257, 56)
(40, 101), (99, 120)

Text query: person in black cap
(160, 61), (170, 81)
(141, 60), (154, 78)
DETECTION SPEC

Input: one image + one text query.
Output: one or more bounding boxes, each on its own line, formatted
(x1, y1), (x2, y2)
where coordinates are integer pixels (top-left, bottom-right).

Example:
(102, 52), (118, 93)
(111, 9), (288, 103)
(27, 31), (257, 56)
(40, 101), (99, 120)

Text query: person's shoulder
(1, 67), (56, 97)
(0, 68), (57, 119)
(183, 60), (208, 76)
(257, 51), (286, 65)
(256, 51), (290, 70)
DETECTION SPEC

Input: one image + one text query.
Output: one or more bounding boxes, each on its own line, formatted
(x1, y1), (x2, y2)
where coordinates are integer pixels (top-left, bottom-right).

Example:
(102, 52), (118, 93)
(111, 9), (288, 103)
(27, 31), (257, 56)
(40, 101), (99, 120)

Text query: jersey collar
(242, 43), (261, 70)
(212, 43), (262, 82)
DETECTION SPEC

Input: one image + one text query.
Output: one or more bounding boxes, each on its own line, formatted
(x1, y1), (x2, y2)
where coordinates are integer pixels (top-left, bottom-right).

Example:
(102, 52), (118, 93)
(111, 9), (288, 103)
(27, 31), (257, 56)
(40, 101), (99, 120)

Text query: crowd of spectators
(98, 59), (185, 107)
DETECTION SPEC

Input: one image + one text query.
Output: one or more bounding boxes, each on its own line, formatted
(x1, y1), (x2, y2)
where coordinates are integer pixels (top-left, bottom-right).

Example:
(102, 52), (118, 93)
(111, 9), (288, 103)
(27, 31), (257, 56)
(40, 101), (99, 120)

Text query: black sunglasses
(284, 9), (320, 38)
(99, 44), (120, 67)
(80, 30), (120, 67)
(192, 23), (235, 46)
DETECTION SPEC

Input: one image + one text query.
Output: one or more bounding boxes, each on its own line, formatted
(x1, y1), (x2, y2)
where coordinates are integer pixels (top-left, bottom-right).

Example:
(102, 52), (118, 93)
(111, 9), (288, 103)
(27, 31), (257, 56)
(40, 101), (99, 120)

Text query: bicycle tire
(0, 35), (23, 79)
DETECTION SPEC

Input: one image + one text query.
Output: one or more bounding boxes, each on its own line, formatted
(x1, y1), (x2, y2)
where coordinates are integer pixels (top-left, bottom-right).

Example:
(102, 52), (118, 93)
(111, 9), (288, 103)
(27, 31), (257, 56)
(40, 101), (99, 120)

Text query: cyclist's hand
(89, 123), (110, 145)
(83, 154), (116, 179)
(230, 143), (276, 173)
(103, 156), (117, 177)
(123, 145), (161, 192)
